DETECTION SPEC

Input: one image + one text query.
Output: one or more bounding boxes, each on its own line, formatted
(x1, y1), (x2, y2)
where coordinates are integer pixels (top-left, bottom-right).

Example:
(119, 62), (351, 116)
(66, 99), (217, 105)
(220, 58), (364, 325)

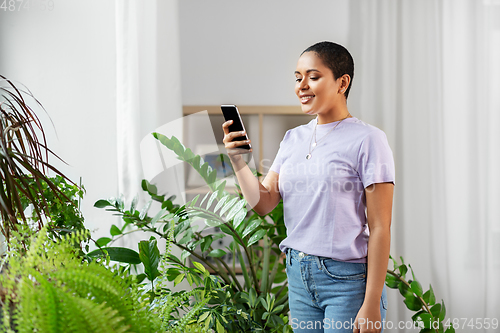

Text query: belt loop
(286, 248), (291, 266)
(315, 256), (322, 270)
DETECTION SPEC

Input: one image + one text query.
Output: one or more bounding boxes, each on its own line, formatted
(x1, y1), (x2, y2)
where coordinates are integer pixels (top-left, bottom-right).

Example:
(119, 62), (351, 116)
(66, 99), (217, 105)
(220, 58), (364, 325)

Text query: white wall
(179, 0), (350, 105)
(178, 0), (351, 180)
(0, 1), (118, 240)
(0, 0), (351, 240)
(0, 0), (410, 326)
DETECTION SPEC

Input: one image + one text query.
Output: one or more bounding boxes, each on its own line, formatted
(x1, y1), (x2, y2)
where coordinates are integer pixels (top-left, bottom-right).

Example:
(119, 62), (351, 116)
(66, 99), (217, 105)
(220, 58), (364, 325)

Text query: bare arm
(354, 182), (394, 333)
(222, 120), (281, 216)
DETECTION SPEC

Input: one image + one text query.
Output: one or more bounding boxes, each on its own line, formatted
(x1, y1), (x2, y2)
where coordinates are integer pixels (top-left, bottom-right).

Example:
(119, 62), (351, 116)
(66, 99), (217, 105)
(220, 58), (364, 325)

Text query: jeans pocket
(285, 250), (290, 273)
(381, 297), (388, 310)
(320, 258), (367, 281)
(381, 285), (388, 310)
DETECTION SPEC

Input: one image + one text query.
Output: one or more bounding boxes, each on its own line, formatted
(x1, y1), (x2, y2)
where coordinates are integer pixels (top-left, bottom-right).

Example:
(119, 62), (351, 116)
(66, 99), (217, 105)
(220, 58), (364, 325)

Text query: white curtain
(115, 0), (184, 247)
(348, 0), (500, 331)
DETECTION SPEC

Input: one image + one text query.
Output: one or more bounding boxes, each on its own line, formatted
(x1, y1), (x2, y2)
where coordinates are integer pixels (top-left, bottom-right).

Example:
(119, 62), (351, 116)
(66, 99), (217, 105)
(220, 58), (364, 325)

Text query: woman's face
(294, 51), (344, 115)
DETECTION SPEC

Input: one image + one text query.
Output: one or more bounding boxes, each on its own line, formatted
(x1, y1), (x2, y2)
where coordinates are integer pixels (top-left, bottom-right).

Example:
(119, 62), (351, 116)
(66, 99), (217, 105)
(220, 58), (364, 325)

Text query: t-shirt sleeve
(269, 130), (291, 174)
(356, 129), (396, 188)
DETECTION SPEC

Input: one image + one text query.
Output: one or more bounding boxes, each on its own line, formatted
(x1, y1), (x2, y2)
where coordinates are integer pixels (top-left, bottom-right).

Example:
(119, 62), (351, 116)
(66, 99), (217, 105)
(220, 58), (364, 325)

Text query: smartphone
(221, 105), (252, 150)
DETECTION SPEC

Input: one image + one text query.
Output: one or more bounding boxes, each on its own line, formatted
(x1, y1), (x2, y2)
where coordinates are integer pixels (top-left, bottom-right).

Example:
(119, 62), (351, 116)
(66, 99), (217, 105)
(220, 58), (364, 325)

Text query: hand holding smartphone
(221, 105), (252, 156)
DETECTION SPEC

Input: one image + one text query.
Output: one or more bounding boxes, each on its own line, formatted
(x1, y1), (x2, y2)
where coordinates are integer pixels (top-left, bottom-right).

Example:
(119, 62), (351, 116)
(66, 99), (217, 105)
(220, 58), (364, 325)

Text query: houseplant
(95, 134), (292, 332)
(0, 224), (217, 332)
(0, 76), (81, 248)
(96, 133), (456, 332)
(0, 76), (217, 332)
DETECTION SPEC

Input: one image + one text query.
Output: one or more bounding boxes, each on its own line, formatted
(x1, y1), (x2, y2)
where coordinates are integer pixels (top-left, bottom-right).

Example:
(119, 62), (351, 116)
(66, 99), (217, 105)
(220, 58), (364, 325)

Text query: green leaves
(247, 229), (266, 246)
(410, 280), (423, 297)
(242, 217), (261, 238)
(413, 312), (433, 329)
(387, 256), (452, 333)
(398, 281), (413, 297)
(423, 284), (436, 305)
(1, 227), (163, 333)
(385, 272), (399, 288)
(432, 301), (446, 322)
(0, 76), (84, 246)
(86, 247), (141, 264)
(141, 179), (165, 202)
(109, 224), (121, 236)
(94, 200), (111, 208)
(219, 196), (238, 217)
(404, 294), (423, 311)
(208, 249), (226, 258)
(95, 237), (111, 247)
(232, 208), (247, 229)
(153, 133), (229, 193)
(138, 238), (161, 282)
(200, 236), (213, 253)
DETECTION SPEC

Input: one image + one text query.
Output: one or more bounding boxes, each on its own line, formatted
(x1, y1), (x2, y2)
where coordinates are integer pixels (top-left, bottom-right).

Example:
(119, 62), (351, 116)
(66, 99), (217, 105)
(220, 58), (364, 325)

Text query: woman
(222, 41), (395, 333)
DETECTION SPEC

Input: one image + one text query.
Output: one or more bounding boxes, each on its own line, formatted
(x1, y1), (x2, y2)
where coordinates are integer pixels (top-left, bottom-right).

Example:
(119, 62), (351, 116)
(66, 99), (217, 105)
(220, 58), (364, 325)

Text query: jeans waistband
(287, 248), (324, 270)
(286, 248), (367, 271)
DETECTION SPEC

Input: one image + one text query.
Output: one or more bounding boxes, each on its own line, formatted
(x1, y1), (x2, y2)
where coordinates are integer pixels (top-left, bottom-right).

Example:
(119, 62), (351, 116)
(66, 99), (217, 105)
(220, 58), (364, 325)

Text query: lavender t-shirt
(269, 116), (395, 263)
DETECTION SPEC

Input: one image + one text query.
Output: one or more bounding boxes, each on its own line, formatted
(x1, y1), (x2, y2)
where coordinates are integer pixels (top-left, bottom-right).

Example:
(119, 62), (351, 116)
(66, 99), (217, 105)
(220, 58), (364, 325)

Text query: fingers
(226, 146), (253, 157)
(222, 120), (247, 140)
(352, 319), (381, 333)
(222, 120), (252, 156)
(222, 119), (232, 135)
(223, 133), (251, 149)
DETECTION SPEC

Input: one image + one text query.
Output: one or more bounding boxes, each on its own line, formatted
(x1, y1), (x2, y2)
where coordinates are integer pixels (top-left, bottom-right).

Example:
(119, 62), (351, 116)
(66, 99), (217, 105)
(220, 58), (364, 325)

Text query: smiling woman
(294, 43), (353, 123)
(223, 41), (395, 333)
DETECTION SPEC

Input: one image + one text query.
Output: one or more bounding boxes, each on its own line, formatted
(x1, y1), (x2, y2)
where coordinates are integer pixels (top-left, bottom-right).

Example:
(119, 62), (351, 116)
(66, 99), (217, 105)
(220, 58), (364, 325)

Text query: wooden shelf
(183, 105), (305, 115)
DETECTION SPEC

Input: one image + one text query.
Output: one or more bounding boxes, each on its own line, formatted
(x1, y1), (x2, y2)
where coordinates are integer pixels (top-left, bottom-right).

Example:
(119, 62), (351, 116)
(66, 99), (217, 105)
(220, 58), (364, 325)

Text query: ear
(338, 74), (351, 94)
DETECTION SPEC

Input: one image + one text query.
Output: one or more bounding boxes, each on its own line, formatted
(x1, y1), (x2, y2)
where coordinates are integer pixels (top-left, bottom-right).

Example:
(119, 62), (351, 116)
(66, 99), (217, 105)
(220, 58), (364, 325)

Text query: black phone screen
(221, 105), (251, 150)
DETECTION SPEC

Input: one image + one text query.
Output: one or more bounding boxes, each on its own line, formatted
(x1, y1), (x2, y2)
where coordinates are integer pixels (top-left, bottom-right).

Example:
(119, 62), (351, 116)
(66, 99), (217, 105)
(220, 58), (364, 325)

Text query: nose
(298, 78), (308, 90)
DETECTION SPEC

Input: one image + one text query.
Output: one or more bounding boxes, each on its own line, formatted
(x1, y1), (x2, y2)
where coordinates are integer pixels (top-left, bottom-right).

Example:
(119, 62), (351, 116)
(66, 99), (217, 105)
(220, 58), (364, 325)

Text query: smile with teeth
(301, 95), (314, 103)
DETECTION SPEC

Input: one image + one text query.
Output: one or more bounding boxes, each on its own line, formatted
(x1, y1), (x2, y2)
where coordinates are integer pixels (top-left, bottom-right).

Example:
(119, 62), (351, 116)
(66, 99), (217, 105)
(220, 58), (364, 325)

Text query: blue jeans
(286, 248), (387, 332)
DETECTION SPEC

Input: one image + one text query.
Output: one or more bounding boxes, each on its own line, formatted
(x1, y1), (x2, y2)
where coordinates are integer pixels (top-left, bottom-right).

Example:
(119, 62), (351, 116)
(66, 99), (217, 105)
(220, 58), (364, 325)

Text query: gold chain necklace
(306, 113), (351, 160)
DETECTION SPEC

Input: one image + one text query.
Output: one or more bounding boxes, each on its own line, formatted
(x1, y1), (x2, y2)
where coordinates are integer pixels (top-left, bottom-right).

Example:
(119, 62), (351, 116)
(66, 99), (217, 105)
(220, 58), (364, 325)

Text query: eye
(295, 78), (302, 82)
(310, 77), (319, 80)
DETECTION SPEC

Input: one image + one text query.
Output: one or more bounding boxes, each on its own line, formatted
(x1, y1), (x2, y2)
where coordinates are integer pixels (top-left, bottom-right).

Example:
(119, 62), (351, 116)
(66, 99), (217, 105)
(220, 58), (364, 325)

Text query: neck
(316, 104), (351, 125)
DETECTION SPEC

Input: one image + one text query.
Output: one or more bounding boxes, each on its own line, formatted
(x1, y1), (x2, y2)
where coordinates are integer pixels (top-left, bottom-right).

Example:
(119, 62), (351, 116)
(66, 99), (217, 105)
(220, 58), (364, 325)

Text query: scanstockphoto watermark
(290, 317), (499, 331)
(280, 176), (368, 194)
(290, 318), (422, 330)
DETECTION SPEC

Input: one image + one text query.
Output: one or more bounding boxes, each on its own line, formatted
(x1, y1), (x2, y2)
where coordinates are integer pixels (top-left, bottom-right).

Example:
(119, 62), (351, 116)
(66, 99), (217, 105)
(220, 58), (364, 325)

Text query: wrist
(228, 154), (246, 172)
(228, 154), (243, 162)
(362, 297), (381, 309)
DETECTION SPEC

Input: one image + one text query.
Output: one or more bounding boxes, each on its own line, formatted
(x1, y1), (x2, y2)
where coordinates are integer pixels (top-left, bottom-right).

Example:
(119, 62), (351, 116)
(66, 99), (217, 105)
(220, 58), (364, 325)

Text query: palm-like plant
(0, 75), (76, 245)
